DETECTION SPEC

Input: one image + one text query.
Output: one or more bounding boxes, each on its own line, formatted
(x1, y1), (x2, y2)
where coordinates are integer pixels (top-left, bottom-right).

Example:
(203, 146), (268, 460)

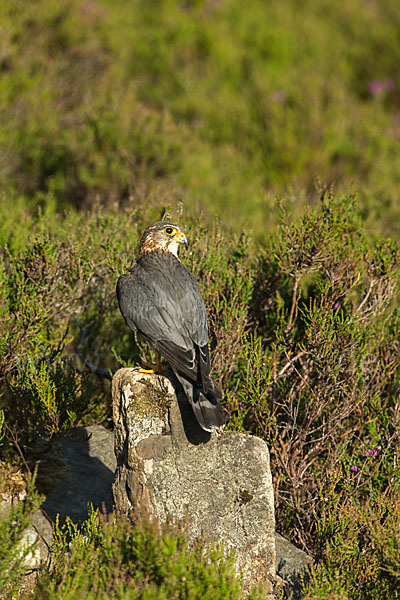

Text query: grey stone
(275, 533), (312, 599)
(41, 424), (115, 525)
(29, 509), (53, 569)
(26, 424), (116, 569)
(112, 368), (276, 594)
(19, 529), (41, 570)
(1, 382), (311, 598)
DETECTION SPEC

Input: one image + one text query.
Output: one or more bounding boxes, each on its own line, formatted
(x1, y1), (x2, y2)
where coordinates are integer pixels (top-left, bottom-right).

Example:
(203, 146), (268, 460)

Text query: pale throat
(168, 240), (180, 257)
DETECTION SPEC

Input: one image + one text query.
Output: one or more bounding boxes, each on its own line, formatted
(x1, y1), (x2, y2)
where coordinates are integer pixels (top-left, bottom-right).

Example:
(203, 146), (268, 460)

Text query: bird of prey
(116, 221), (225, 432)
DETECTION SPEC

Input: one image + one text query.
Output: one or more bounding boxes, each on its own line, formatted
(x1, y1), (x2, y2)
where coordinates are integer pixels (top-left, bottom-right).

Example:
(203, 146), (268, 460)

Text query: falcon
(116, 221), (225, 432)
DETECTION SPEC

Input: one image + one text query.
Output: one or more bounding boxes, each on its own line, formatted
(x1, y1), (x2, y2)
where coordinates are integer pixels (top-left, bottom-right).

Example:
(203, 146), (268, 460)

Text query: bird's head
(139, 221), (188, 258)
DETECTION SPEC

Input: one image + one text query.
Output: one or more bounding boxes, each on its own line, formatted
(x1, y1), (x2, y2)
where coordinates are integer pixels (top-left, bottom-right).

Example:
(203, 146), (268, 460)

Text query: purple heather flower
(351, 465), (358, 472)
(369, 78), (396, 96)
(369, 80), (384, 95)
(333, 302), (339, 310)
(361, 448), (378, 458)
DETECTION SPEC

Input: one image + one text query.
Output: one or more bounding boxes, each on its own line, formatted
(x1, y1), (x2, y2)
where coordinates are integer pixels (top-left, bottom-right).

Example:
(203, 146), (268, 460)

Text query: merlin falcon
(116, 221), (225, 432)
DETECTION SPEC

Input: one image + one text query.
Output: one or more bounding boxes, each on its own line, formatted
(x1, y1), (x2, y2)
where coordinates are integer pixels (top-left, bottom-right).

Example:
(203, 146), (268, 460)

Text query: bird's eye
(164, 226), (176, 236)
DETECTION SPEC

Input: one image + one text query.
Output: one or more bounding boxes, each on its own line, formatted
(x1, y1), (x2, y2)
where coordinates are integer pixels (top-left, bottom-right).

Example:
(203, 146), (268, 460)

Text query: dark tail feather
(174, 372), (225, 432)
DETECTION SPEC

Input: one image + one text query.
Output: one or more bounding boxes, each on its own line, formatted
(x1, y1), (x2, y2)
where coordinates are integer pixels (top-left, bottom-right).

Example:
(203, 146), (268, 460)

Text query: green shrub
(0, 190), (399, 598)
(34, 507), (266, 599)
(303, 477), (400, 599)
(2, 0), (400, 235)
(1, 0), (400, 595)
(0, 475), (42, 599)
(230, 195), (400, 553)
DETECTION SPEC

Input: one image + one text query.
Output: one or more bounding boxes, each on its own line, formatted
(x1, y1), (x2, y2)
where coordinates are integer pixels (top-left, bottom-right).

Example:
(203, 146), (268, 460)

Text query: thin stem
(286, 276), (300, 333)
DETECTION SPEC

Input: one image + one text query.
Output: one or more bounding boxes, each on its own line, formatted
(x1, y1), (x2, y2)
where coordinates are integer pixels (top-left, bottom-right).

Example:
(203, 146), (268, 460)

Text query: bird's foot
(137, 367), (156, 374)
(137, 356), (168, 374)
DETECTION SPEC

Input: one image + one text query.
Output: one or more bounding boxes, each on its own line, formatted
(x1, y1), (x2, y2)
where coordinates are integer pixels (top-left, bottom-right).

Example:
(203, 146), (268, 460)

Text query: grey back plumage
(117, 240), (225, 432)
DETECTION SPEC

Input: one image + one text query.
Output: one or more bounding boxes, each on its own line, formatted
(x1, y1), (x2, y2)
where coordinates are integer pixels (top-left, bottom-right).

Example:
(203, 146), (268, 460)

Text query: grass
(1, 0), (400, 236)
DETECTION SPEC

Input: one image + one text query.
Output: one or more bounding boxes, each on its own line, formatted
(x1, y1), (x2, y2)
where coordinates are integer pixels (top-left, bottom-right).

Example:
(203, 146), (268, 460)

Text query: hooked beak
(177, 233), (188, 247)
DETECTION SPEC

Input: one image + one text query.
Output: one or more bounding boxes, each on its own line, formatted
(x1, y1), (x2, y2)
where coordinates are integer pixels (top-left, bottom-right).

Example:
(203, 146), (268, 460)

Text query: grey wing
(117, 268), (211, 386)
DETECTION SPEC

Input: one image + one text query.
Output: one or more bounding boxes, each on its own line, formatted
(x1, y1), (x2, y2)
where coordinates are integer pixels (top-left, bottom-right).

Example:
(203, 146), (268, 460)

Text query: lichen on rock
(112, 367), (277, 595)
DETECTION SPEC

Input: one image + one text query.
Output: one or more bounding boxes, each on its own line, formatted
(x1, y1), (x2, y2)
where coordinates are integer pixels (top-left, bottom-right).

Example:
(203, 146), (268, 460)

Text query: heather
(1, 0), (400, 598)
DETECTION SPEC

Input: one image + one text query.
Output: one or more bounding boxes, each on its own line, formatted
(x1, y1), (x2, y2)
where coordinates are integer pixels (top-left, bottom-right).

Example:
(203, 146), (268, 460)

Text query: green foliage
(10, 356), (103, 439)
(234, 195), (400, 550)
(0, 192), (398, 597)
(303, 475), (400, 599)
(0, 202), (165, 447)
(34, 507), (266, 599)
(1, 0), (400, 234)
(0, 475), (43, 598)
(1, 2), (400, 593)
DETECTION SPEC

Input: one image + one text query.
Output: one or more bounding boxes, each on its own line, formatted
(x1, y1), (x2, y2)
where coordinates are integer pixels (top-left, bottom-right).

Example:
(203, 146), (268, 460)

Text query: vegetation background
(0, 0), (399, 598)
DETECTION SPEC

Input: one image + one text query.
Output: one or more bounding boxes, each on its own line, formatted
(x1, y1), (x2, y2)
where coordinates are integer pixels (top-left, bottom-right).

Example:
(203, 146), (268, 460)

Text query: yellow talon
(137, 352), (167, 374)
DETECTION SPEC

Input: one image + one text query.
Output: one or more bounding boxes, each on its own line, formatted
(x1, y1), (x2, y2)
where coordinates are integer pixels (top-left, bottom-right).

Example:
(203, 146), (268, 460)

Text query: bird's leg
(138, 358), (156, 373)
(155, 352), (168, 372)
(137, 352), (167, 374)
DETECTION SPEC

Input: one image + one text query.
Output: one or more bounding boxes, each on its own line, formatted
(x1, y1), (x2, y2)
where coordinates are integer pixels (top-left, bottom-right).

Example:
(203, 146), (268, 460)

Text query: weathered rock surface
(1, 425), (116, 573)
(41, 424), (115, 524)
(275, 533), (312, 599)
(1, 383), (311, 597)
(19, 529), (41, 570)
(112, 367), (276, 592)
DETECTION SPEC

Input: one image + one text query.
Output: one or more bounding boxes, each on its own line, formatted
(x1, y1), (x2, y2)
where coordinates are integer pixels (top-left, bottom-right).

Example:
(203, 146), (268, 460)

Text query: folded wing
(117, 254), (209, 385)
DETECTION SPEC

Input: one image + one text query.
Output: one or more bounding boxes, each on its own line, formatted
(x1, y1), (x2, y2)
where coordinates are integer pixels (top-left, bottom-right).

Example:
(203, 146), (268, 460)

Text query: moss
(129, 377), (174, 420)
(237, 490), (254, 505)
(0, 462), (26, 499)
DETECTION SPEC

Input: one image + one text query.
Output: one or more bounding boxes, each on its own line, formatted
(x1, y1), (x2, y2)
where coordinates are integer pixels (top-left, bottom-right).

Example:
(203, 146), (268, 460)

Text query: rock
(19, 529), (41, 570)
(0, 492), (51, 574)
(29, 508), (54, 569)
(275, 533), (312, 599)
(112, 368), (276, 594)
(26, 424), (116, 570)
(1, 384), (311, 597)
(41, 424), (115, 524)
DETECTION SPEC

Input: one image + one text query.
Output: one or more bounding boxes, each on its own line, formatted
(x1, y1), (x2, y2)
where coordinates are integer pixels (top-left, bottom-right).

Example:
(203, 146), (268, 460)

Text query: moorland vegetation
(0, 0), (399, 598)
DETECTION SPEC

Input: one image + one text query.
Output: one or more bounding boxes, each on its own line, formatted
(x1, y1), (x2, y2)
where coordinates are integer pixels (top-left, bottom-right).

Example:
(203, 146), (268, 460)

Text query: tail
(174, 372), (225, 432)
